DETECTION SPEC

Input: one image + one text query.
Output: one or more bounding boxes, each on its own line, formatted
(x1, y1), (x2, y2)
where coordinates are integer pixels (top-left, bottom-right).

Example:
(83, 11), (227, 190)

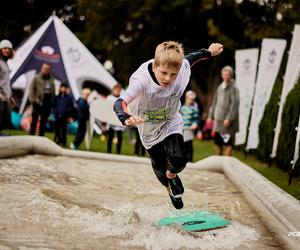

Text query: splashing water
(0, 155), (281, 249)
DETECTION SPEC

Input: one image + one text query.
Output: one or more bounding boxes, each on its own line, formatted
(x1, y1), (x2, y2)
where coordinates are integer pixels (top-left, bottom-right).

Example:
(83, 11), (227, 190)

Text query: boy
(70, 88), (91, 150)
(54, 82), (73, 146)
(180, 90), (199, 162)
(114, 41), (223, 209)
(107, 83), (124, 154)
(207, 66), (239, 156)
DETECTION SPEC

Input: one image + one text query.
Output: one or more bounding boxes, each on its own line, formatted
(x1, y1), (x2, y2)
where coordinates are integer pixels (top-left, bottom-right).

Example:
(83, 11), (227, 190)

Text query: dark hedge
(276, 80), (300, 175)
(256, 76), (283, 161)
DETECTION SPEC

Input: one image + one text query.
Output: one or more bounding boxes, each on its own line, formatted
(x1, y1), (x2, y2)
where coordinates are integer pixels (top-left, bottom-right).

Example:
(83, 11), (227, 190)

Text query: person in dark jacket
(70, 88), (91, 150)
(29, 62), (55, 136)
(54, 82), (73, 146)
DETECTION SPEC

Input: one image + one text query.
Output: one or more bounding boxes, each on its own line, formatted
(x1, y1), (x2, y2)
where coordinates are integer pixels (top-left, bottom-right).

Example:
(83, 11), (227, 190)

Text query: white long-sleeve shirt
(120, 59), (191, 149)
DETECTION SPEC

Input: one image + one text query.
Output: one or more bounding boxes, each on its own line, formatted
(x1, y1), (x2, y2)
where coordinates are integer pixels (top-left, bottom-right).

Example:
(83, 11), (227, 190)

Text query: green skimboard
(157, 210), (229, 232)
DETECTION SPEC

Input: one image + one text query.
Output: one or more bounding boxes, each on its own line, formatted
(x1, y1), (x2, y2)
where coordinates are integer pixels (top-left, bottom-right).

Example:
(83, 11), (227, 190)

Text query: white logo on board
(268, 50), (277, 64)
(67, 47), (81, 63)
(41, 46), (55, 55)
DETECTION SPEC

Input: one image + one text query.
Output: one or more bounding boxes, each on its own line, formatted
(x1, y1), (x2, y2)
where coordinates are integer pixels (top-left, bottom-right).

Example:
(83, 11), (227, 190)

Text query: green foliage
(256, 78), (283, 162)
(2, 0), (300, 111)
(276, 80), (300, 174)
(0, 0), (78, 45)
(256, 48), (289, 162)
(256, 76), (283, 161)
(295, 156), (300, 177)
(256, 46), (300, 178)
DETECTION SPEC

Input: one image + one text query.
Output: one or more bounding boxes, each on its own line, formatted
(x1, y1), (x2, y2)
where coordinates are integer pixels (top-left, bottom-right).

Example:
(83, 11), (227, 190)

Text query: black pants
(134, 128), (145, 156)
(107, 128), (123, 154)
(29, 104), (51, 136)
(184, 140), (193, 162)
(146, 133), (187, 187)
(54, 116), (68, 146)
(0, 101), (11, 132)
(73, 119), (87, 148)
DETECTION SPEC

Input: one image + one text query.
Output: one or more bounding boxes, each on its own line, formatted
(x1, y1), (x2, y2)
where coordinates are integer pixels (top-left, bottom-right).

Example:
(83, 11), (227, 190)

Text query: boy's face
(153, 64), (179, 88)
(221, 70), (232, 83)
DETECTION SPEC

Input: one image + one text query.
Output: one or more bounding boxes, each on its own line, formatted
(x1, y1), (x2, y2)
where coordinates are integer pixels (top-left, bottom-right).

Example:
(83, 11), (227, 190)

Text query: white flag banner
(271, 25), (300, 158)
(246, 39), (287, 150)
(235, 48), (259, 145)
(292, 115), (300, 170)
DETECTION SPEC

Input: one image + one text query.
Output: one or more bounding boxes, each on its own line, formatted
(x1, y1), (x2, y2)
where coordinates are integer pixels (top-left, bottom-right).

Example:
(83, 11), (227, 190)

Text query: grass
(3, 128), (300, 200)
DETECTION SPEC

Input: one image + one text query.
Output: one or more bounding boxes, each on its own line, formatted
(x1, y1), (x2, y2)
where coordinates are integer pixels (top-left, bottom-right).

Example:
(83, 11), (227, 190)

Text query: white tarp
(234, 48), (259, 145)
(271, 24), (300, 158)
(246, 39), (286, 150)
(54, 16), (117, 99)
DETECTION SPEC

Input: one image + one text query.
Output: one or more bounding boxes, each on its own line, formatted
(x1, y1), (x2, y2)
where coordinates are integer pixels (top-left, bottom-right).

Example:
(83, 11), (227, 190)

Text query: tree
(2, 0), (300, 111)
(76, 0), (300, 110)
(0, 0), (79, 47)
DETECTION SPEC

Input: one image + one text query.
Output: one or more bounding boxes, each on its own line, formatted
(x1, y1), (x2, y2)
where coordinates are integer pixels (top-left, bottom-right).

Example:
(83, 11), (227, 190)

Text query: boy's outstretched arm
(113, 98), (144, 126)
(185, 43), (223, 67)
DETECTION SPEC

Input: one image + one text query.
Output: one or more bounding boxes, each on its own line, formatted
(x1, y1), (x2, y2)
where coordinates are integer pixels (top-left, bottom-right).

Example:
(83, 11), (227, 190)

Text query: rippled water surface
(0, 155), (281, 249)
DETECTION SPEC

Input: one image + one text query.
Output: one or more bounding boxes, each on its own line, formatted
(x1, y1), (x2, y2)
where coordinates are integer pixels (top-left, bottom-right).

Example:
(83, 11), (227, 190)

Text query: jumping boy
(113, 41), (223, 209)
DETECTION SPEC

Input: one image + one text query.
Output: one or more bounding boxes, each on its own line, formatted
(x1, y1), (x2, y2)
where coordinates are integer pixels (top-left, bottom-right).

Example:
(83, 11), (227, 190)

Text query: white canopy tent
(8, 15), (117, 113)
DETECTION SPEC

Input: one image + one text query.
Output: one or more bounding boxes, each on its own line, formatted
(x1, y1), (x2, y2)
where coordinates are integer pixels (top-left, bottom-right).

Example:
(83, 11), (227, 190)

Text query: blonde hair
(154, 41), (184, 69)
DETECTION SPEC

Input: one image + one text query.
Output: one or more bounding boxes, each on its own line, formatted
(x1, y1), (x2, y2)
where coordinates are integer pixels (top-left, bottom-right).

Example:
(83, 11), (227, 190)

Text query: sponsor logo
(34, 45), (60, 63)
(268, 49), (277, 64)
(288, 232), (300, 237)
(143, 107), (171, 123)
(243, 58), (251, 71)
(67, 47), (81, 62)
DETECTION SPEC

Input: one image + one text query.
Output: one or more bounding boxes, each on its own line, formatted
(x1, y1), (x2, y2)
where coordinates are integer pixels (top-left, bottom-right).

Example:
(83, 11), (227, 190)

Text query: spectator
(28, 62), (55, 136)
(107, 84), (124, 154)
(180, 90), (199, 162)
(70, 88), (91, 150)
(54, 82), (73, 146)
(0, 39), (15, 135)
(207, 66), (239, 156)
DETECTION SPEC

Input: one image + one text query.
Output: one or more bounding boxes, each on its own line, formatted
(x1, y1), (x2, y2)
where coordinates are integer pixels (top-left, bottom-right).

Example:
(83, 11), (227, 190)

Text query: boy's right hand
(125, 116), (144, 126)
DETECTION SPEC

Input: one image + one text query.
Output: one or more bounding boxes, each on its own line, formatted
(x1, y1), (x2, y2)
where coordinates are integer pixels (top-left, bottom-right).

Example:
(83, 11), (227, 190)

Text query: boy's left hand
(208, 43), (224, 56)
(125, 116), (144, 126)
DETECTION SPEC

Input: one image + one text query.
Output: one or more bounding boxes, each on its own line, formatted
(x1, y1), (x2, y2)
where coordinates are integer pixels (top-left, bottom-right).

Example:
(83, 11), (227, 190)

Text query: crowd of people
(0, 38), (239, 160)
